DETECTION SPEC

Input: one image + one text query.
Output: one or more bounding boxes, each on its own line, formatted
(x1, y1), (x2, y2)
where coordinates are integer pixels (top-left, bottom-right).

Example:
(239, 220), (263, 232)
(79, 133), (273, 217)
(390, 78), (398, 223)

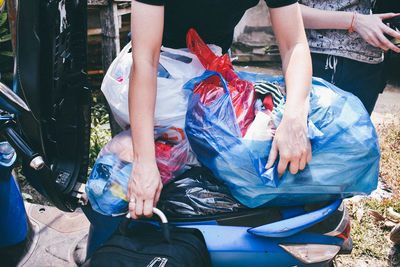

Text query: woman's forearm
(265, 4), (312, 176)
(128, 60), (158, 163)
(129, 1), (164, 163)
(300, 4), (354, 30)
(281, 42), (311, 117)
(270, 4), (312, 114)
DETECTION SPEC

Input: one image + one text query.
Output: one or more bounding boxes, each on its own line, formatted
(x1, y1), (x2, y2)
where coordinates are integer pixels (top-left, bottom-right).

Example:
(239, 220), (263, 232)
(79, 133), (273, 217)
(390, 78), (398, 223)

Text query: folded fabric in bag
(185, 70), (380, 208)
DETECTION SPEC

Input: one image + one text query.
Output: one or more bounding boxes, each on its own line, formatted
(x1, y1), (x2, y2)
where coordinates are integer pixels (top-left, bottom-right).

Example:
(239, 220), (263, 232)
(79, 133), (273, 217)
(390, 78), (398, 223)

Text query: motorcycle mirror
(0, 82), (30, 114)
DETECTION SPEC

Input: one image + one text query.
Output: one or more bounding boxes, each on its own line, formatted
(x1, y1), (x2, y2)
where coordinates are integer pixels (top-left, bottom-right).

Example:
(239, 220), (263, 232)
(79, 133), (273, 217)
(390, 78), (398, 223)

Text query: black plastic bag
(158, 167), (246, 217)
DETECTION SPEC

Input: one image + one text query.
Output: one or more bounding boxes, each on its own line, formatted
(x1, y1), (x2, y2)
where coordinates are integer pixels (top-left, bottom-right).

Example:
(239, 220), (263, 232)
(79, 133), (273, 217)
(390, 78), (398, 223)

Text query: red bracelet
(348, 11), (357, 35)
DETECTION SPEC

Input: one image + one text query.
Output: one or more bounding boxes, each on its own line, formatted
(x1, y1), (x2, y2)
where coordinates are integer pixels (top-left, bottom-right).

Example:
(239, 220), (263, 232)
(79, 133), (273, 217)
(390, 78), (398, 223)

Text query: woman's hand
(355, 13), (400, 52)
(267, 3), (312, 177)
(127, 2), (164, 219)
(127, 160), (163, 219)
(265, 114), (312, 177)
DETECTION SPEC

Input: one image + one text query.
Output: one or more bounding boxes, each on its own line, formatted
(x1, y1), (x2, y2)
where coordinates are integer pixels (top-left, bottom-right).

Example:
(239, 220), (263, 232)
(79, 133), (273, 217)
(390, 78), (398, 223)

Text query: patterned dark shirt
(299, 0), (383, 63)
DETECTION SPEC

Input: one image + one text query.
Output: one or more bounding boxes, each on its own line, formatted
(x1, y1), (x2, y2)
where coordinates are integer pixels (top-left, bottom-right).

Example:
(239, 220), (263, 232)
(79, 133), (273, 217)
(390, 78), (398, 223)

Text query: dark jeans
(311, 53), (386, 115)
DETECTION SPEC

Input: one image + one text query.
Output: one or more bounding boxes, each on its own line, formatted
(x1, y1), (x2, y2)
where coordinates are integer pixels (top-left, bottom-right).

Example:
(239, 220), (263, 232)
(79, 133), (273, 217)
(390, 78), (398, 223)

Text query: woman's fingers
(377, 31), (400, 52)
(299, 153), (307, 171)
(143, 199), (154, 218)
(154, 182), (163, 207)
(127, 180), (136, 218)
(129, 198), (137, 219)
(288, 157), (300, 175)
(266, 141), (278, 169)
(381, 25), (400, 53)
(277, 157), (289, 177)
(134, 197), (144, 218)
(306, 142), (312, 163)
(378, 12), (400, 21)
(382, 24), (400, 40)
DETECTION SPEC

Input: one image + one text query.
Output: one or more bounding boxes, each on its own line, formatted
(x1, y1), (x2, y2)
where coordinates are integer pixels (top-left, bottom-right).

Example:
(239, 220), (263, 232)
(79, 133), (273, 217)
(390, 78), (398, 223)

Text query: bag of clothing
(187, 29), (256, 136)
(101, 42), (222, 130)
(86, 127), (197, 216)
(82, 211), (211, 267)
(157, 167), (246, 217)
(185, 69), (380, 208)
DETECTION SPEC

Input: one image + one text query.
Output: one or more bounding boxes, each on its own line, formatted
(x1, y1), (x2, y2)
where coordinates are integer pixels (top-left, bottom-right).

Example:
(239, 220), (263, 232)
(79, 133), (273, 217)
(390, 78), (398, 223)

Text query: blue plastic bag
(185, 71), (380, 208)
(86, 154), (132, 216)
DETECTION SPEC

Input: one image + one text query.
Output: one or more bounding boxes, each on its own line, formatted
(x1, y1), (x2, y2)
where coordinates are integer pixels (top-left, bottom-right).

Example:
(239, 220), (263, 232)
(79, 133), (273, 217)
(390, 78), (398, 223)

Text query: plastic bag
(187, 29), (256, 136)
(101, 42), (222, 130)
(86, 128), (194, 216)
(184, 71), (380, 208)
(157, 167), (246, 217)
(85, 154), (131, 216)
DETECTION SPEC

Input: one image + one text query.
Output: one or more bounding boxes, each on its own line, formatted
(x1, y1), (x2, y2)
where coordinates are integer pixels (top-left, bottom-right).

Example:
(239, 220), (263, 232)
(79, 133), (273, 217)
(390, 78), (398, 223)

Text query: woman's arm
(127, 1), (164, 219)
(300, 4), (400, 52)
(265, 3), (312, 176)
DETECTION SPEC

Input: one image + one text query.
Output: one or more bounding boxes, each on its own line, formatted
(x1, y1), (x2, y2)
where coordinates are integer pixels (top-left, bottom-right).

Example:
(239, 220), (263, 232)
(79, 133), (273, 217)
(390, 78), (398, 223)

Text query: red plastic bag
(187, 29), (255, 136)
(154, 126), (189, 184)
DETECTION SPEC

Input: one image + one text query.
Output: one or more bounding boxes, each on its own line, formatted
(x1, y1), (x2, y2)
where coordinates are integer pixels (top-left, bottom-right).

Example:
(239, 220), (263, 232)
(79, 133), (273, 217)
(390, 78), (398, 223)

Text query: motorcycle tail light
(336, 220), (351, 241)
(323, 202), (351, 241)
(279, 243), (340, 264)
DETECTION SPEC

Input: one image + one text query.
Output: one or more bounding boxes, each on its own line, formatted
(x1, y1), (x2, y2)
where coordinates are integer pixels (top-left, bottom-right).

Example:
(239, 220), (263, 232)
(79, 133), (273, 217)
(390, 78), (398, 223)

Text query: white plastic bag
(101, 43), (222, 129)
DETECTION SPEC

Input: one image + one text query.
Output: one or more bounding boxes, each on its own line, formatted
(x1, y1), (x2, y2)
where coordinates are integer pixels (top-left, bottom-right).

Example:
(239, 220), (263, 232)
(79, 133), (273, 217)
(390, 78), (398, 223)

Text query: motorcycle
(0, 1), (353, 266)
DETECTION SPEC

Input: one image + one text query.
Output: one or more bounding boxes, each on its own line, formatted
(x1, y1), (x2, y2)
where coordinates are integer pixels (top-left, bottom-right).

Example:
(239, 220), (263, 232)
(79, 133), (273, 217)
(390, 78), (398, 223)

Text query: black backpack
(82, 216), (211, 267)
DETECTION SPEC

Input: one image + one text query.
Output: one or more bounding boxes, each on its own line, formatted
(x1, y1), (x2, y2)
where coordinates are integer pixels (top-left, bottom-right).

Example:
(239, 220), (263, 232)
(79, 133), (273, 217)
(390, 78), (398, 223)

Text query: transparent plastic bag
(86, 127), (195, 216)
(185, 71), (380, 208)
(86, 154), (131, 216)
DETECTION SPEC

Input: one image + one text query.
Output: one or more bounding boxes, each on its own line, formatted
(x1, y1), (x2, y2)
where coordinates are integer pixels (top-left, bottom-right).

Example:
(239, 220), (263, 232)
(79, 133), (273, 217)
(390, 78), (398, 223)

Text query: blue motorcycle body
(0, 165), (27, 247)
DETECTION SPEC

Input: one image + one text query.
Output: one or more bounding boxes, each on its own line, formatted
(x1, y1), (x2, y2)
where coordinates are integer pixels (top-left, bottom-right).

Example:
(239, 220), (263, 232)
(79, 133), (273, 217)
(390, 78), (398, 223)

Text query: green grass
(89, 93), (112, 169)
(338, 115), (400, 264)
(347, 199), (397, 258)
(377, 116), (400, 196)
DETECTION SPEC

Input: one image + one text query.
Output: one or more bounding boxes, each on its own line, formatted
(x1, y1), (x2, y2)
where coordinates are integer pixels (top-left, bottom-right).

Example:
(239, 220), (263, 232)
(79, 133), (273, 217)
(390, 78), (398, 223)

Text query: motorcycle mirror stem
(0, 82), (44, 170)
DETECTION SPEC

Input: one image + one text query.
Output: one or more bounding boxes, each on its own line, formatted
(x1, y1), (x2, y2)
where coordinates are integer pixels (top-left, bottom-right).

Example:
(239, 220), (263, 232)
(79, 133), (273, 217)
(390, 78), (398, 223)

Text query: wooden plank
(117, 8), (131, 16)
(88, 25), (130, 36)
(88, 0), (108, 6)
(88, 0), (131, 6)
(99, 3), (120, 72)
(88, 28), (102, 36)
(99, 2), (123, 135)
(88, 70), (104, 75)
